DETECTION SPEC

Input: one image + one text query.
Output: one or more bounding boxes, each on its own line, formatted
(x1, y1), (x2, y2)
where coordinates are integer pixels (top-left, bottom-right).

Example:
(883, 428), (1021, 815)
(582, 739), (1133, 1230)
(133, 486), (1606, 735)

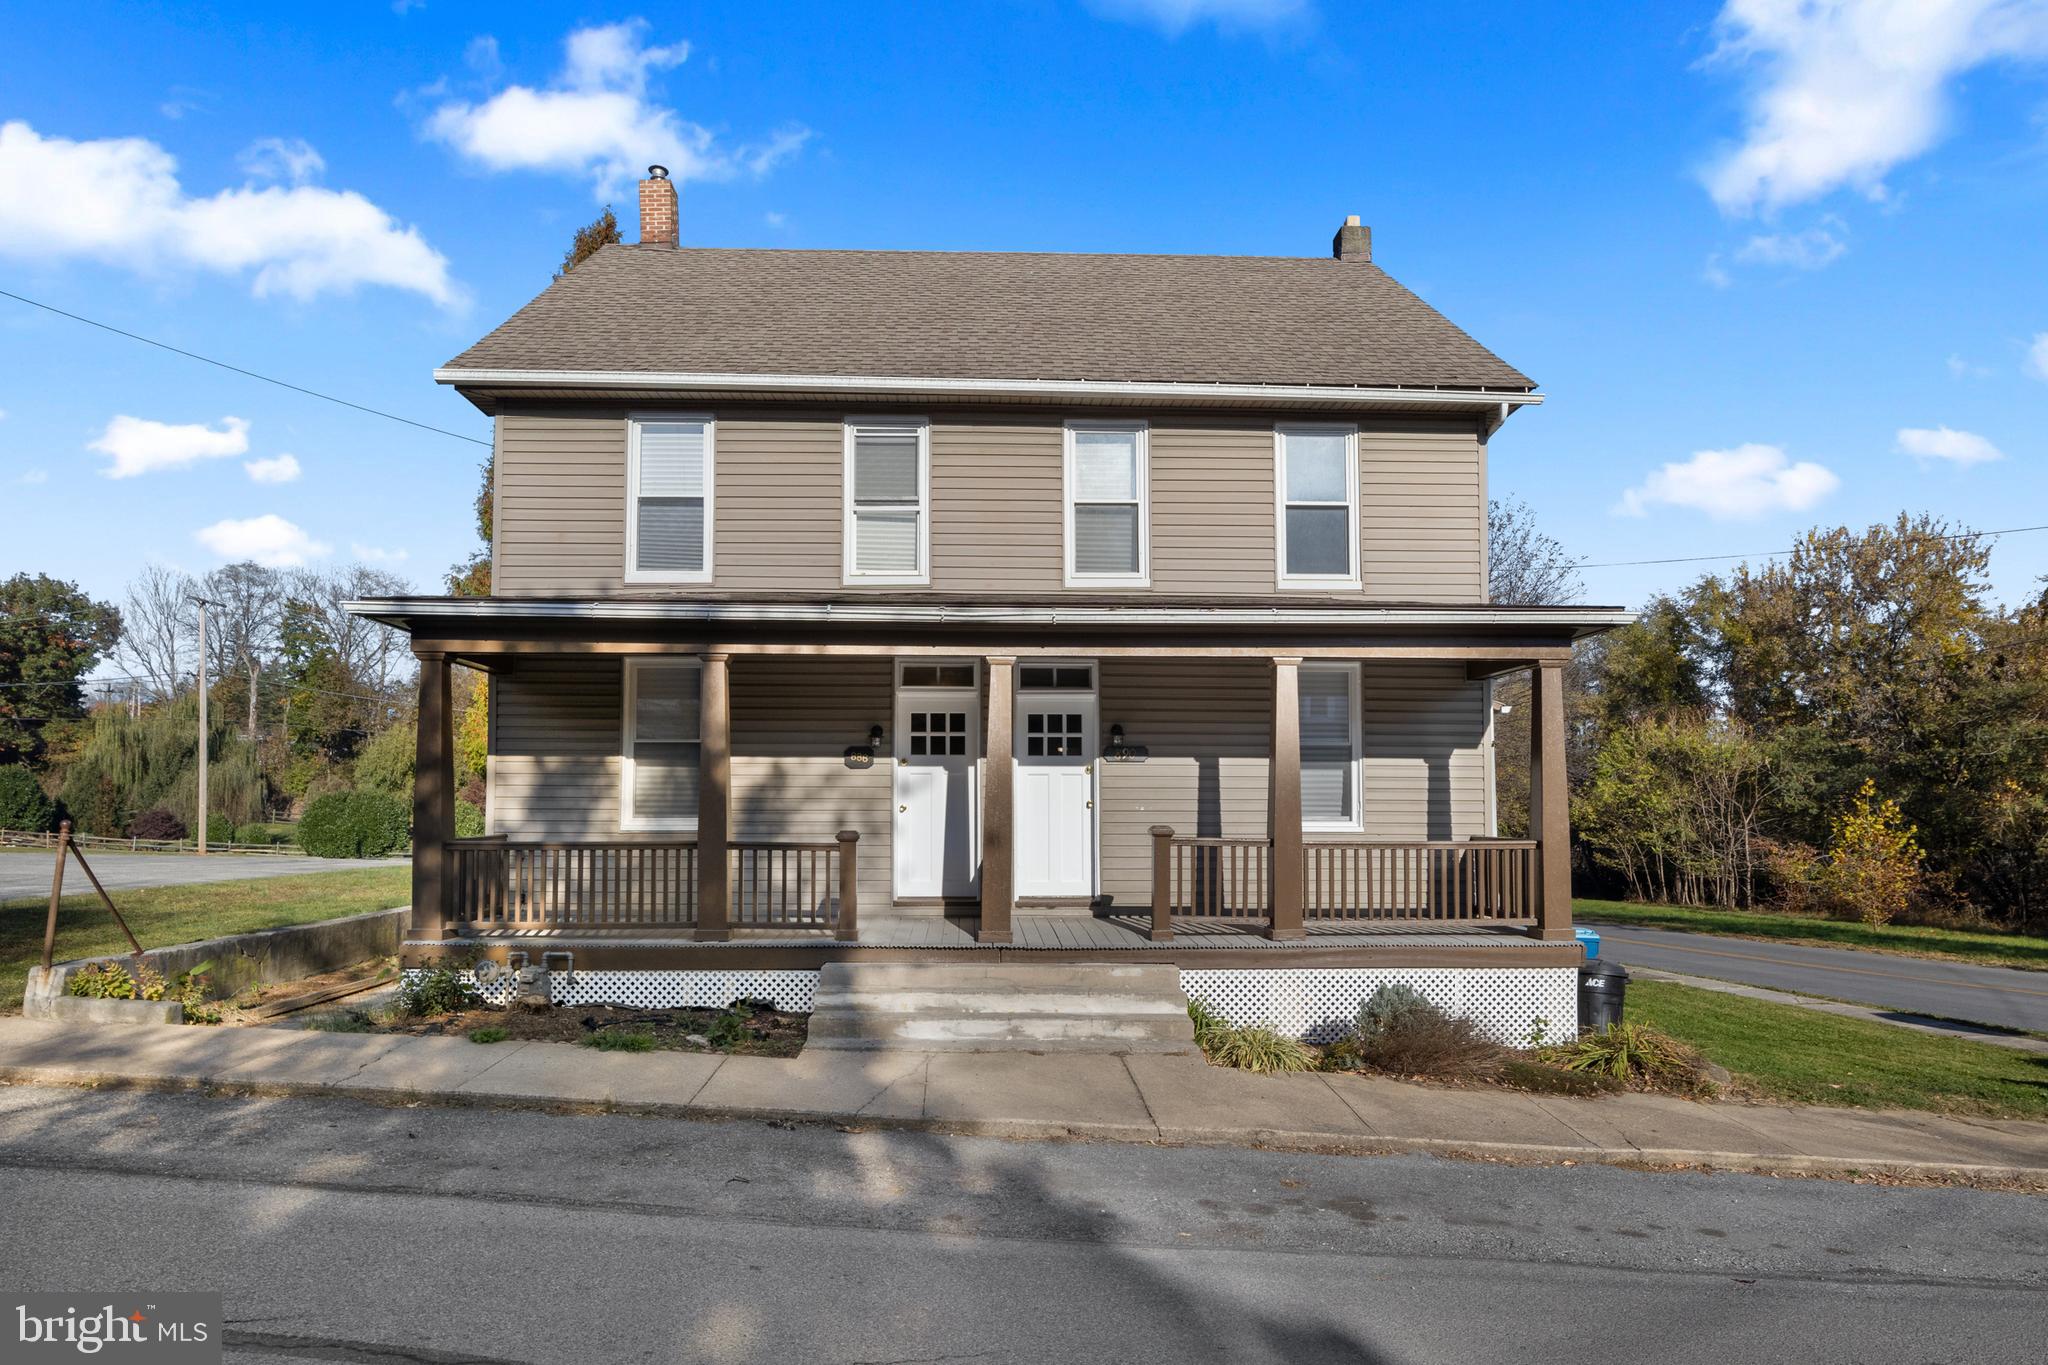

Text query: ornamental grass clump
(1186, 998), (1316, 1074)
(1541, 1021), (1715, 1097)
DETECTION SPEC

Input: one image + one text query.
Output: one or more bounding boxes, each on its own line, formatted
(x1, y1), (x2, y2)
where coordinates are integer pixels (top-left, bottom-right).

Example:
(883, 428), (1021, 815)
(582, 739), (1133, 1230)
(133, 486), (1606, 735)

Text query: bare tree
(1488, 496), (1584, 607)
(114, 564), (196, 700)
(196, 562), (288, 737)
(286, 564), (415, 697)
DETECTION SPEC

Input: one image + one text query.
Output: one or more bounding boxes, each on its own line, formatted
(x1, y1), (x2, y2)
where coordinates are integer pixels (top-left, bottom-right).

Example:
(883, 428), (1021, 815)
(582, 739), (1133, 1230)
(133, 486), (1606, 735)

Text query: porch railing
(447, 832), (859, 935)
(1146, 827), (1536, 938)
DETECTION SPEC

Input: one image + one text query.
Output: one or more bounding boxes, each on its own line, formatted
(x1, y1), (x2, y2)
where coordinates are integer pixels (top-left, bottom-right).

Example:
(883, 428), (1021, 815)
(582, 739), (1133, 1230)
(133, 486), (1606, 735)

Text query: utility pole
(191, 597), (223, 854)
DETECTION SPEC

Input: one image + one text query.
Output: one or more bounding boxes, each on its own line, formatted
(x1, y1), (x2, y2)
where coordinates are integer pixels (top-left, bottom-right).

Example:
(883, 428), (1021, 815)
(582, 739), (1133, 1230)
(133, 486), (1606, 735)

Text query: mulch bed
(396, 1000), (809, 1056)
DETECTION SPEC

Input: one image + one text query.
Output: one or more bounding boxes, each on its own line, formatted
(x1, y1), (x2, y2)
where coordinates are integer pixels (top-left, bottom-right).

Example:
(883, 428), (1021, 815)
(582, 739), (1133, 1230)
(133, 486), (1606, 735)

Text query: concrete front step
(808, 962), (1199, 1053)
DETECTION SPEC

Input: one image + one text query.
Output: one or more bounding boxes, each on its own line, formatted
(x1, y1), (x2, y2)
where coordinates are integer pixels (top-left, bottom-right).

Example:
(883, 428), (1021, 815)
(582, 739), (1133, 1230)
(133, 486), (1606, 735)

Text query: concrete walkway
(0, 848), (408, 900)
(1592, 922), (2048, 1033)
(0, 1017), (2041, 1178)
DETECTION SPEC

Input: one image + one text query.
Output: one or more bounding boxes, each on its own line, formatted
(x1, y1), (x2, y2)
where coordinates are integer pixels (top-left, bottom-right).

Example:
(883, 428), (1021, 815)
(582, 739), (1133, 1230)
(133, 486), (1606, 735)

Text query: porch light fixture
(1109, 724), (1125, 745)
(868, 724), (885, 746)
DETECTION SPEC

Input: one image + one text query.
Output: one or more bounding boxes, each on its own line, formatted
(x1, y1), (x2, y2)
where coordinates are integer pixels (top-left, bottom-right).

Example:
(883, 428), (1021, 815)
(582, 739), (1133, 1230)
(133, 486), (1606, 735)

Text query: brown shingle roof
(444, 244), (1533, 391)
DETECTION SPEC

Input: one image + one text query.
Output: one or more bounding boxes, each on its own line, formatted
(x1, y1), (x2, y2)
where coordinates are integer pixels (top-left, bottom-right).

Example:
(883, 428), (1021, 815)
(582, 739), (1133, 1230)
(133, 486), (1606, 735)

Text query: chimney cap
(1332, 216), (1371, 263)
(1345, 214), (1360, 226)
(647, 164), (670, 180)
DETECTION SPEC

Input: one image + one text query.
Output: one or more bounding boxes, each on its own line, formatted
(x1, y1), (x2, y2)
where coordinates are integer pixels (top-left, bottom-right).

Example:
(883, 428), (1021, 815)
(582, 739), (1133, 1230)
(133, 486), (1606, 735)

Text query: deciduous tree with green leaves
(0, 573), (120, 768)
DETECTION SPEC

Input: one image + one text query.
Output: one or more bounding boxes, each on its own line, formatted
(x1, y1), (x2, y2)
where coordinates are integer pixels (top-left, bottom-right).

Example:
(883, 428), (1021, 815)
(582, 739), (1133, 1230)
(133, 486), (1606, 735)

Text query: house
(347, 170), (1626, 1043)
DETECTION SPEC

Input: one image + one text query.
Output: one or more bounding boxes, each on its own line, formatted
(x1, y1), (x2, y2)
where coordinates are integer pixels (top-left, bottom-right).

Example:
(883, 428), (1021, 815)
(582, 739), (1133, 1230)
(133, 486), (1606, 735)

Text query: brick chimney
(1332, 215), (1371, 263)
(638, 165), (678, 247)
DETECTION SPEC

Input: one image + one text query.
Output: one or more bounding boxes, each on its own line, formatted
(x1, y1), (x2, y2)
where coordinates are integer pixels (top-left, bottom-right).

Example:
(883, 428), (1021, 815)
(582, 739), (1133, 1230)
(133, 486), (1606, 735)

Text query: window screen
(633, 420), (708, 575)
(1281, 429), (1353, 580)
(1299, 667), (1357, 826)
(628, 663), (701, 824)
(850, 425), (924, 576)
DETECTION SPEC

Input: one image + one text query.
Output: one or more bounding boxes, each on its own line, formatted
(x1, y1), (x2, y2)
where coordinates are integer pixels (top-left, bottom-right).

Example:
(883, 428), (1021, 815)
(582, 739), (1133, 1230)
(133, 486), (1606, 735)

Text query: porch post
(1529, 659), (1575, 941)
(1268, 656), (1305, 941)
(410, 650), (454, 941)
(695, 651), (732, 942)
(978, 655), (1015, 944)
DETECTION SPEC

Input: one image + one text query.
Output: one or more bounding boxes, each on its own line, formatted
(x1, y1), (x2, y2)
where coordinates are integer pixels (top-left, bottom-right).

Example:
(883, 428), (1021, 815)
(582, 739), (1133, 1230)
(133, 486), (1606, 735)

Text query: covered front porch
(355, 594), (1623, 968)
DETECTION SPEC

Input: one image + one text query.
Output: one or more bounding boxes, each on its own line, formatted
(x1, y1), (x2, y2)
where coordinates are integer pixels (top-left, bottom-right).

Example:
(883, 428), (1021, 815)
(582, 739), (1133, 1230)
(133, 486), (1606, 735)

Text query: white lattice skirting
(1182, 967), (1578, 1046)
(410, 968), (820, 1013)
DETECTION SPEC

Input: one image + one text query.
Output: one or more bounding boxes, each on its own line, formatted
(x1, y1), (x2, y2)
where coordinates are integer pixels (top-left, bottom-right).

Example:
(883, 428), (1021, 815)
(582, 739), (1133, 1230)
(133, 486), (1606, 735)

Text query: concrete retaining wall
(22, 906), (406, 1019)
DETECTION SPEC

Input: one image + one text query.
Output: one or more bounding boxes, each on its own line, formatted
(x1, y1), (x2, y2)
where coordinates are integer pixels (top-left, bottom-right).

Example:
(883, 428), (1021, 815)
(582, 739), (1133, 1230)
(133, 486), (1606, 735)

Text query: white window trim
(1274, 423), (1362, 591)
(1062, 420), (1150, 588)
(843, 416), (931, 586)
(1300, 661), (1365, 833)
(624, 412), (715, 585)
(620, 657), (703, 833)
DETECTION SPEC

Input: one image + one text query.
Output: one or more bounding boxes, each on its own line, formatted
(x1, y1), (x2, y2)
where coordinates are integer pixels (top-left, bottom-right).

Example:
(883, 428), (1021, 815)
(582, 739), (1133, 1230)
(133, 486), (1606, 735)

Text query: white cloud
(350, 542), (410, 564)
(1088, 0), (1312, 35)
(1733, 220), (1847, 269)
(1702, 253), (1733, 288)
(2027, 332), (2048, 381)
(195, 515), (330, 567)
(1702, 0), (2048, 215)
(237, 136), (325, 185)
(89, 414), (249, 479)
(423, 21), (809, 200)
(1616, 443), (1841, 519)
(1897, 425), (2004, 465)
(0, 121), (458, 305)
(244, 453), (302, 484)
(15, 469), (47, 486)
(1947, 353), (1992, 378)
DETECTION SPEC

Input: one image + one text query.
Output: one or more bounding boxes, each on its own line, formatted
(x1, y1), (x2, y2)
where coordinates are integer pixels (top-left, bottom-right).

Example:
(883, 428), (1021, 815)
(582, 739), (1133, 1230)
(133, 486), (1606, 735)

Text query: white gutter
(433, 367), (1542, 411)
(344, 597), (1632, 630)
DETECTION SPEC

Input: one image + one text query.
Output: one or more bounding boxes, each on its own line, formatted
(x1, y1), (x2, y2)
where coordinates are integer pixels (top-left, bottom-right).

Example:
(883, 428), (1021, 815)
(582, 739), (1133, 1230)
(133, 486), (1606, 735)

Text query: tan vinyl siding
(493, 405), (1488, 602)
(1357, 661), (1491, 840)
(730, 656), (894, 909)
(1360, 422), (1486, 602)
(930, 415), (1063, 590)
(488, 658), (624, 836)
(1097, 660), (1273, 907)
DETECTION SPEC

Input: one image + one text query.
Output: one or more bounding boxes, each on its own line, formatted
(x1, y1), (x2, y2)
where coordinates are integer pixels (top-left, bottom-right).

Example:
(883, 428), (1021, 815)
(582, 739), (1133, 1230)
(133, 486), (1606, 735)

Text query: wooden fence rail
(447, 833), (859, 936)
(1146, 829), (1538, 937)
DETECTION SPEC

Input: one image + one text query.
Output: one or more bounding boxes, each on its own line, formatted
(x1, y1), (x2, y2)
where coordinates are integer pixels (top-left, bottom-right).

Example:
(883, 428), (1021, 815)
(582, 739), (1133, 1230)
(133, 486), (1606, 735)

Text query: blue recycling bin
(1574, 926), (1601, 960)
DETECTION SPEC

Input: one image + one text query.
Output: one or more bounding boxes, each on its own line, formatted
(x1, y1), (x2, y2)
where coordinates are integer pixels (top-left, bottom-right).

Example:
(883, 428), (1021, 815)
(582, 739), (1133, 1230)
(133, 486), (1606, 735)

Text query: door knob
(1086, 799), (1094, 809)
(899, 805), (908, 813)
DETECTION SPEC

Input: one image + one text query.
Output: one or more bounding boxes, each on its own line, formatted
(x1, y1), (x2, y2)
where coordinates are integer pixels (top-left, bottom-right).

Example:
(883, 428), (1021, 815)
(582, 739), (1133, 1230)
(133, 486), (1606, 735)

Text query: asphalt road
(1591, 923), (2048, 1034)
(0, 1085), (2040, 1364)
(0, 849), (406, 901)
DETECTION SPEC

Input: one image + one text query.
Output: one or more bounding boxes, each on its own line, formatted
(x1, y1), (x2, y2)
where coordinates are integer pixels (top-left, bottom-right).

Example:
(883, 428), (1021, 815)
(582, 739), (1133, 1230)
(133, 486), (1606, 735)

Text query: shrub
(454, 798), (485, 839)
(1541, 1022), (1715, 1097)
(1815, 779), (1924, 927)
(1354, 983), (1438, 1042)
(1333, 984), (1507, 1079)
(0, 766), (55, 832)
(393, 967), (482, 1018)
(705, 1007), (750, 1049)
(204, 813), (236, 846)
(583, 1027), (656, 1052)
(68, 962), (140, 999)
(128, 808), (188, 842)
(467, 1026), (510, 1044)
(298, 790), (411, 858)
(353, 721), (415, 797)
(236, 822), (291, 846)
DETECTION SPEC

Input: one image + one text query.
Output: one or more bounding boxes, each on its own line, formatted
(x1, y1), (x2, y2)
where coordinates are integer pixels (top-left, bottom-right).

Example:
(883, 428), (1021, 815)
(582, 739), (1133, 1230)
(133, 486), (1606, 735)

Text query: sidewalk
(0, 1017), (2042, 1180)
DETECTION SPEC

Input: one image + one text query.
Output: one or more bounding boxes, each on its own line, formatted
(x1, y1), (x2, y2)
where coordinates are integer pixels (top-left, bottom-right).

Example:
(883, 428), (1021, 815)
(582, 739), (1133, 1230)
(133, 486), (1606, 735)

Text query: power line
(0, 288), (491, 449)
(1575, 522), (2048, 570)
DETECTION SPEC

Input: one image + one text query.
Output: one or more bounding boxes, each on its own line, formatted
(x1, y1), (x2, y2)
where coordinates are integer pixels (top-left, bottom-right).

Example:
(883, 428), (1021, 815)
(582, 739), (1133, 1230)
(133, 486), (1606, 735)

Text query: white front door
(893, 691), (979, 898)
(1014, 695), (1097, 897)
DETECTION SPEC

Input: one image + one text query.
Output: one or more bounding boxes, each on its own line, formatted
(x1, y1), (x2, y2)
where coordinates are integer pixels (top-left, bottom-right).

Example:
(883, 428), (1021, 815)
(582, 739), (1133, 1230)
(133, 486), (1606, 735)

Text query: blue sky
(3, 0), (2047, 613)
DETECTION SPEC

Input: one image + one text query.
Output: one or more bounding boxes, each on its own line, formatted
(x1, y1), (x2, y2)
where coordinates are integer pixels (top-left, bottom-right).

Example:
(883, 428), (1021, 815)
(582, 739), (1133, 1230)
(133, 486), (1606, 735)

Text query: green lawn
(1, 866), (410, 1011)
(1577, 897), (2048, 972)
(1626, 978), (2048, 1119)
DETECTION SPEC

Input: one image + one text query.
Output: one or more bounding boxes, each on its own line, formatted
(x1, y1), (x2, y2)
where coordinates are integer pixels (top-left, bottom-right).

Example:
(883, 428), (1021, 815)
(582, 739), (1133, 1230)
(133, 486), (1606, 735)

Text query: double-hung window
(844, 418), (929, 584)
(1275, 424), (1360, 588)
(1064, 421), (1149, 586)
(621, 659), (702, 831)
(1299, 663), (1362, 831)
(626, 415), (713, 583)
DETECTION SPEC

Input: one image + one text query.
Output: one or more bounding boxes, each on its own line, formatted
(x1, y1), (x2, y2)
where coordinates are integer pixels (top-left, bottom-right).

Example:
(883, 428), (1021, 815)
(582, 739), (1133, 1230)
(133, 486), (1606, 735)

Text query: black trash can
(1578, 958), (1629, 1034)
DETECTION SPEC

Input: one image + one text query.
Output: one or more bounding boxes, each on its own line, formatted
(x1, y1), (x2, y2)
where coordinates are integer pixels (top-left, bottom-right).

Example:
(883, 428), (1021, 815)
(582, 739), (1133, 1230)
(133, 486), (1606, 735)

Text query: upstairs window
(627, 416), (713, 582)
(844, 419), (930, 584)
(1276, 425), (1359, 588)
(1065, 422), (1149, 586)
(622, 659), (702, 831)
(1299, 663), (1361, 830)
